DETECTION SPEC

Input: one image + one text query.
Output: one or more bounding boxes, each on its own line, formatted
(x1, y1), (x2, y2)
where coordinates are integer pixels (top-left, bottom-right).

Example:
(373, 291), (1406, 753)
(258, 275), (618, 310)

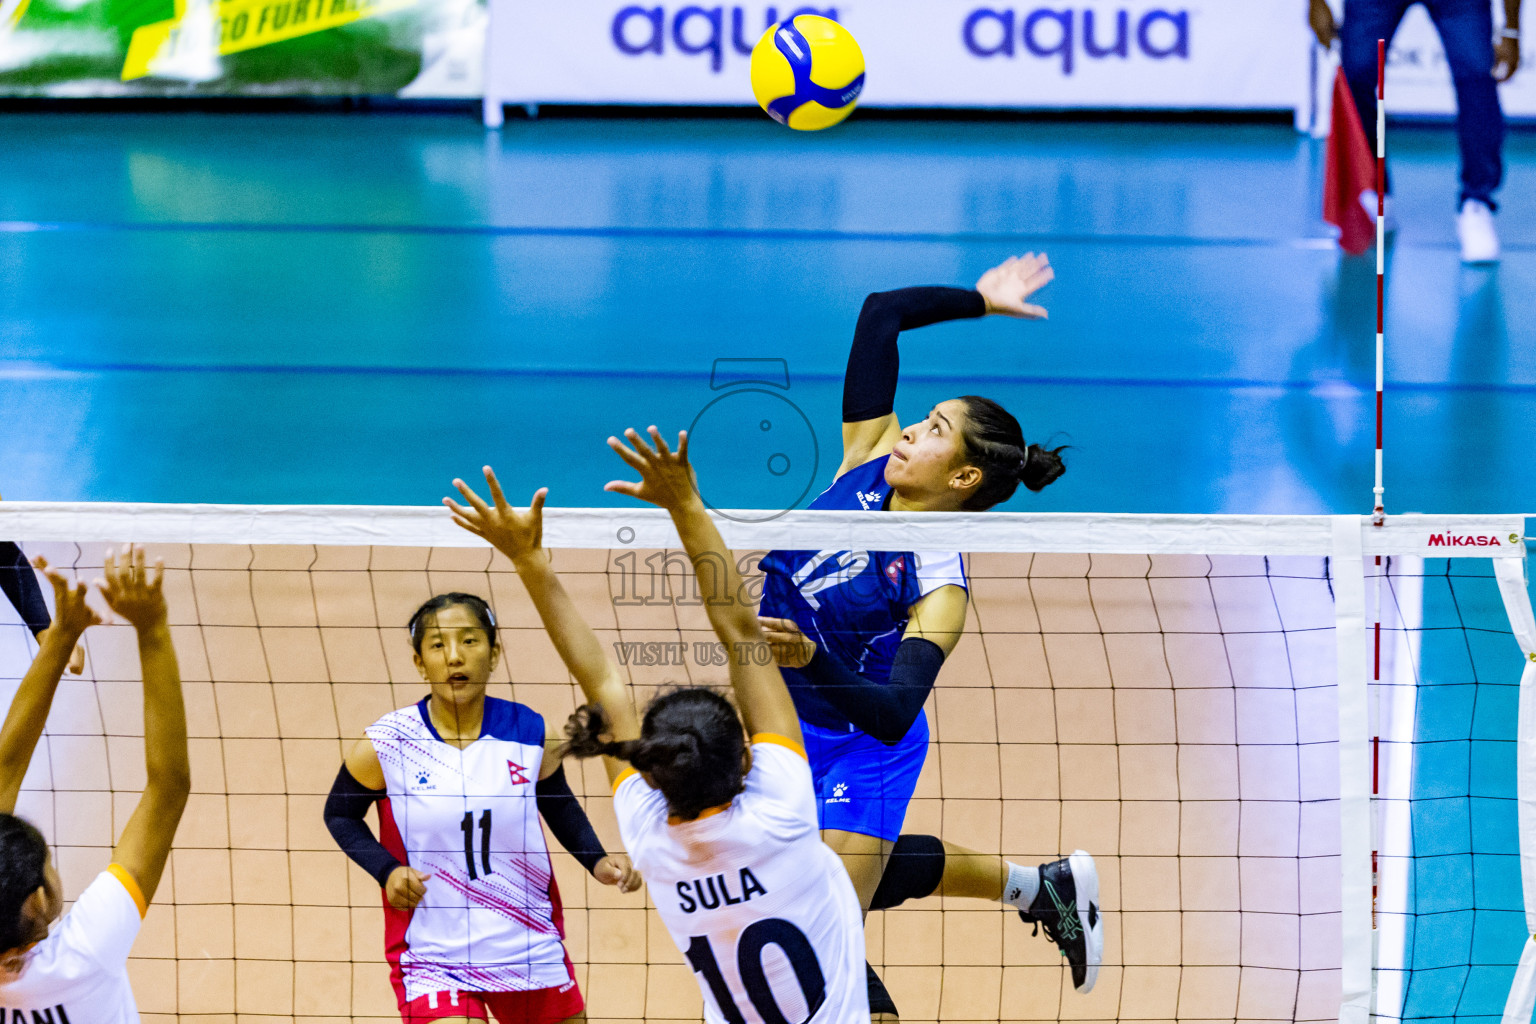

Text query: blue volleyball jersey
(758, 455), (968, 732)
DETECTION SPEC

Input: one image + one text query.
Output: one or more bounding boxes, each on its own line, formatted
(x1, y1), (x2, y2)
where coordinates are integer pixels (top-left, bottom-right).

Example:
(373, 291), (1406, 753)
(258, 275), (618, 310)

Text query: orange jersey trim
(107, 863), (148, 919)
(751, 732), (807, 760)
(612, 767), (639, 793)
(668, 802), (731, 826)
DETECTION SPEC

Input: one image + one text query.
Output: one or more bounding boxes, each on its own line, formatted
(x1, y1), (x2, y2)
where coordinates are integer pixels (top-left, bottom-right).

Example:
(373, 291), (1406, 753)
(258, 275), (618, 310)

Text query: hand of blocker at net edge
(602, 426), (702, 508)
(600, 427), (821, 672)
(439, 472), (647, 897)
(444, 469), (552, 566)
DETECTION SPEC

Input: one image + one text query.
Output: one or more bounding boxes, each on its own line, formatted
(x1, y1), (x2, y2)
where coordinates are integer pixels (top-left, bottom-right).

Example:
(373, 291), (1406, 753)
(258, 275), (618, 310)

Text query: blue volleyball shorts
(801, 710), (929, 842)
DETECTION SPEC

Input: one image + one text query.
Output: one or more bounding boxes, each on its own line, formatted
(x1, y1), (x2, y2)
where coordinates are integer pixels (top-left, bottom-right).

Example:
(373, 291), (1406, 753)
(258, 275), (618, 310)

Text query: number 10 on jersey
(685, 918), (826, 1024)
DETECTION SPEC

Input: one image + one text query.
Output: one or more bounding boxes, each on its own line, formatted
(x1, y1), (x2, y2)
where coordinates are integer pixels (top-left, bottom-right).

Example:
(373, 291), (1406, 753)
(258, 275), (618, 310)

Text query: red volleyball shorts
(399, 983), (584, 1024)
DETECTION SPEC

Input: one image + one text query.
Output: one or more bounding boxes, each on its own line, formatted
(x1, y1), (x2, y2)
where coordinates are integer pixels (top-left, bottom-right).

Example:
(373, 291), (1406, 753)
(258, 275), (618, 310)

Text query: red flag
(1324, 66), (1377, 255)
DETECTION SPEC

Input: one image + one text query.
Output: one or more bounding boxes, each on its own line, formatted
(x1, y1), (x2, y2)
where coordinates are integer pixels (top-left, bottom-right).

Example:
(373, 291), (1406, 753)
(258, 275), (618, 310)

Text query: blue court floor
(0, 112), (1533, 513)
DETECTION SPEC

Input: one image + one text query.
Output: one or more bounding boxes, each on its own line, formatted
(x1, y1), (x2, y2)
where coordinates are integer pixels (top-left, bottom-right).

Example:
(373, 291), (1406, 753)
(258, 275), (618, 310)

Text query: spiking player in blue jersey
(757, 255), (1102, 1018)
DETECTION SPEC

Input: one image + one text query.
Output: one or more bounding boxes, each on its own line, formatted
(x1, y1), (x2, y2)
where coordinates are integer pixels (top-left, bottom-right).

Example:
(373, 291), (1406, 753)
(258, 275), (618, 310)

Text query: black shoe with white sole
(1018, 850), (1102, 994)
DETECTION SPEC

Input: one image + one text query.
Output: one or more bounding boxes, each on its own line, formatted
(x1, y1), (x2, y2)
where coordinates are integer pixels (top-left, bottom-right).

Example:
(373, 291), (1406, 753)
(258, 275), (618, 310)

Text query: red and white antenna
(1373, 37), (1386, 528)
(1371, 34), (1387, 945)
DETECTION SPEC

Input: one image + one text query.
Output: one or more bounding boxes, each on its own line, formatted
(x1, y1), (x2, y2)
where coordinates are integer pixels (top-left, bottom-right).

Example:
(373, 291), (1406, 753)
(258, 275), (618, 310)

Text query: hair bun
(631, 731), (702, 775)
(664, 732), (703, 769)
(1020, 443), (1067, 492)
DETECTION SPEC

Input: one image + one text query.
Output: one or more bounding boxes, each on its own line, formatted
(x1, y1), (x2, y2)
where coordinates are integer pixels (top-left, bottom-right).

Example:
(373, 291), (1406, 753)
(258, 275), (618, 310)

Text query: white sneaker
(1458, 199), (1500, 263)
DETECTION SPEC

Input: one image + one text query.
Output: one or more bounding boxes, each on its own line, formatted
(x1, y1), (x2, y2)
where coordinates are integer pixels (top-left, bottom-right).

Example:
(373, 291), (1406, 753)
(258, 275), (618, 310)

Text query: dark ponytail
(1019, 442), (1068, 493)
(956, 395), (1066, 509)
(0, 814), (48, 959)
(562, 689), (746, 821)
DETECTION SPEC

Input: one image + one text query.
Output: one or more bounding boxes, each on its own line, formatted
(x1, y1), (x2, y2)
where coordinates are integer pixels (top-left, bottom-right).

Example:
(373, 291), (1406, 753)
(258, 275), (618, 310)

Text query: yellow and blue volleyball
(749, 15), (865, 131)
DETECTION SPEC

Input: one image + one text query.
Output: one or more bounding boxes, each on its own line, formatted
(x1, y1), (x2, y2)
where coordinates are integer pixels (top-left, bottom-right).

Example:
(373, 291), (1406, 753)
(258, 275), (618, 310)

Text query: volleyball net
(0, 505), (1530, 1024)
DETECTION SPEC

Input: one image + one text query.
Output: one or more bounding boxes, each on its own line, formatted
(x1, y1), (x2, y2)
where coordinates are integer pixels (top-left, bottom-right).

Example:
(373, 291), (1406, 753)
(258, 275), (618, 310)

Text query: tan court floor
(0, 544), (1343, 1024)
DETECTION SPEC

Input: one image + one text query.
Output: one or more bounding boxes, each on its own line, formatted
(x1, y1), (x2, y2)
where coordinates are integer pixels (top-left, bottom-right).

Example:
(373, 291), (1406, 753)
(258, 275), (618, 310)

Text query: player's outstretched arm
(0, 558), (101, 813)
(606, 427), (802, 745)
(535, 744), (642, 893)
(445, 469), (641, 785)
(758, 582), (965, 745)
(839, 254), (1054, 475)
(0, 542), (53, 643)
(1, 543), (88, 677)
(100, 546), (190, 908)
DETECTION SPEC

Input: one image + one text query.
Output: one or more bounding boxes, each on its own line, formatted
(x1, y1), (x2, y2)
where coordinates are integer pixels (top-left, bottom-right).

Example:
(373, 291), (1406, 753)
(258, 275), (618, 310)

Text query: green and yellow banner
(122, 0), (414, 79)
(0, 0), (476, 96)
(2, 0), (32, 28)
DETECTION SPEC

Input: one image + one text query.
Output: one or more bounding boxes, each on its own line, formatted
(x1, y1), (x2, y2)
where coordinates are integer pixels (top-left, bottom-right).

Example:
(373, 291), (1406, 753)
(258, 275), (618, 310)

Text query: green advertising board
(0, 0), (482, 95)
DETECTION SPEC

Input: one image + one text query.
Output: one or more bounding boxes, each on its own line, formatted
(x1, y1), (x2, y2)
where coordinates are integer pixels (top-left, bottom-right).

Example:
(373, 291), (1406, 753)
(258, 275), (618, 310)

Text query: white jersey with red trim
(367, 697), (575, 1000)
(612, 736), (867, 1024)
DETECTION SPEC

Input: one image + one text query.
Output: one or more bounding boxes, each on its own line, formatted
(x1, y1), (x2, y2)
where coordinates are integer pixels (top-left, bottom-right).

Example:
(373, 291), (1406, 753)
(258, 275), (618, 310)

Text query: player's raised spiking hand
(975, 253), (1053, 319)
(445, 467), (547, 566)
(604, 427), (700, 513)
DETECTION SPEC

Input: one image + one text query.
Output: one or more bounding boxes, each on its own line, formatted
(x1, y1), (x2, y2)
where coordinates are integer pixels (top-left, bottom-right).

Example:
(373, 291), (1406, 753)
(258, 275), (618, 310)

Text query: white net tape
(0, 508), (1525, 1024)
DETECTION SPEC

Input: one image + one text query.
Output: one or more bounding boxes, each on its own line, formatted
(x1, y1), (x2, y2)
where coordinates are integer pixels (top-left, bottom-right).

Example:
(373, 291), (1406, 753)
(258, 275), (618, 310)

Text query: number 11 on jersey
(461, 809), (492, 880)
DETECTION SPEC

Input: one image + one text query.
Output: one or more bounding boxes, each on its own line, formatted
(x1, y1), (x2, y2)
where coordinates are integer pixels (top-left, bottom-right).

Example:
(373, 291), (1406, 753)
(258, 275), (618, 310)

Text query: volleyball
(749, 14), (865, 131)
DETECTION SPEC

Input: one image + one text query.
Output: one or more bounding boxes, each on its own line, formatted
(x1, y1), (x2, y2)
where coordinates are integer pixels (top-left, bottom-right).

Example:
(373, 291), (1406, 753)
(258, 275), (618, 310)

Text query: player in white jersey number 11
(323, 586), (641, 1024)
(445, 430), (869, 1024)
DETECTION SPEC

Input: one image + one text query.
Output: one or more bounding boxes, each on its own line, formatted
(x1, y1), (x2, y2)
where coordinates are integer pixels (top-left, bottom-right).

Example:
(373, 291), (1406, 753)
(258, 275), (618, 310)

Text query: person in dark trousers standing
(1310, 0), (1522, 262)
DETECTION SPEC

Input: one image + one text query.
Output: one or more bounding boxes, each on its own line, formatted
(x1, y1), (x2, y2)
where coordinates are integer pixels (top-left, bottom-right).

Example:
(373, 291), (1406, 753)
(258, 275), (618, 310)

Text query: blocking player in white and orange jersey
(322, 592), (641, 1024)
(445, 431), (868, 1024)
(0, 547), (192, 1024)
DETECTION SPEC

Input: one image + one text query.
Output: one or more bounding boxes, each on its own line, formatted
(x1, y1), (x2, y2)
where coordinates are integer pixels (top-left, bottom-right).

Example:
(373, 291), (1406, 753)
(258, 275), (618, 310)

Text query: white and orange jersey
(613, 735), (867, 1024)
(367, 698), (575, 1001)
(0, 866), (146, 1024)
